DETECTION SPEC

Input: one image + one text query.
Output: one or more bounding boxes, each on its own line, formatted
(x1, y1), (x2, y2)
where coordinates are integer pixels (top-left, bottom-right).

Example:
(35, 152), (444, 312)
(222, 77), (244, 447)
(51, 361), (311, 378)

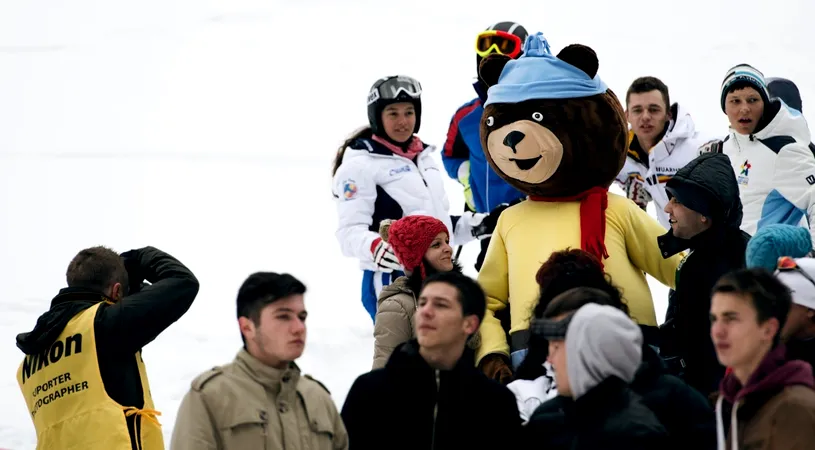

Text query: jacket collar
(720, 344), (815, 404)
(385, 339), (476, 379)
(235, 348), (301, 396)
(51, 287), (114, 307)
(658, 223), (730, 259)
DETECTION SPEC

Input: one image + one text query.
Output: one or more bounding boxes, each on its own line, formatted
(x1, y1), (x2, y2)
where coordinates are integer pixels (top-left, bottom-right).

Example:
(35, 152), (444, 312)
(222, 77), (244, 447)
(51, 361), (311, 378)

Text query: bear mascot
(475, 33), (684, 383)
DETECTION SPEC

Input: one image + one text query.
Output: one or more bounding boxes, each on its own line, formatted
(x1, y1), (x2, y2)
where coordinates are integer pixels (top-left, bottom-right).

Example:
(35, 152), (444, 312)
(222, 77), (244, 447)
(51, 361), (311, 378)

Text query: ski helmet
(367, 75), (423, 136)
(476, 21), (529, 70)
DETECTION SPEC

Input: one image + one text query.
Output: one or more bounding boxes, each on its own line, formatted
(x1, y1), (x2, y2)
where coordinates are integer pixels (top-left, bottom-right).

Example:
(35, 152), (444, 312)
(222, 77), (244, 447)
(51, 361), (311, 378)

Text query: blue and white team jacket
(721, 101), (815, 244)
(332, 137), (476, 271)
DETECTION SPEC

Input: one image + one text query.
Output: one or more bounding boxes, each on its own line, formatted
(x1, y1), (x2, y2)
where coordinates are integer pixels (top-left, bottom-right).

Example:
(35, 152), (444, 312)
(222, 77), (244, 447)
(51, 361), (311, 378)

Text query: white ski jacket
(719, 101), (815, 244)
(332, 137), (478, 271)
(616, 103), (708, 229)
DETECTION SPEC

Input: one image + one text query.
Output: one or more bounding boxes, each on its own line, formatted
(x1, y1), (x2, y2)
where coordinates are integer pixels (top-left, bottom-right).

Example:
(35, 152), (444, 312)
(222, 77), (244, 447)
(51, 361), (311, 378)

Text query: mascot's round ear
(478, 54), (512, 89)
(556, 44), (599, 79)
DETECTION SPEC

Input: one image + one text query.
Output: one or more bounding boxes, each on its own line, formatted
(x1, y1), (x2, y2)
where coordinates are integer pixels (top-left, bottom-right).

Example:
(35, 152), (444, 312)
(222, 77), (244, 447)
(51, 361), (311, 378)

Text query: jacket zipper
(431, 370), (440, 450)
(412, 155), (428, 187)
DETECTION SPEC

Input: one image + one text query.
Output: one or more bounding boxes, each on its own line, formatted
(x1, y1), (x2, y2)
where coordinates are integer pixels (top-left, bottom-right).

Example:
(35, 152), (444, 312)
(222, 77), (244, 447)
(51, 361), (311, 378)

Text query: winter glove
(456, 161), (476, 213)
(479, 353), (514, 385)
(468, 212), (493, 240)
(699, 139), (724, 155)
(120, 248), (151, 296)
(471, 200), (520, 239)
(624, 176), (651, 210)
(370, 237), (402, 273)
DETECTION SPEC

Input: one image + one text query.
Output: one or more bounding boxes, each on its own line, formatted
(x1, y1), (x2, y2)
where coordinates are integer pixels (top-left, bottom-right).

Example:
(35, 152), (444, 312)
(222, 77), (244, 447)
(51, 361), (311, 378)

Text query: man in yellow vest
(16, 246), (200, 450)
(170, 272), (348, 450)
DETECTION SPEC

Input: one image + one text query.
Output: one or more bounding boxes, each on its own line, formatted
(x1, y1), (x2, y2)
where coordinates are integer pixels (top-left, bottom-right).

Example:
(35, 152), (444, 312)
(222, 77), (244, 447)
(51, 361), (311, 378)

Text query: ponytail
(332, 126), (373, 177)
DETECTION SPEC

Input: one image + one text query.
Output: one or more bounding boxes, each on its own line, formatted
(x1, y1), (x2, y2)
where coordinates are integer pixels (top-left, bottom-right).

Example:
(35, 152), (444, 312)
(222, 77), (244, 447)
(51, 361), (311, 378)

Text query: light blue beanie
(484, 32), (608, 106)
(746, 224), (812, 271)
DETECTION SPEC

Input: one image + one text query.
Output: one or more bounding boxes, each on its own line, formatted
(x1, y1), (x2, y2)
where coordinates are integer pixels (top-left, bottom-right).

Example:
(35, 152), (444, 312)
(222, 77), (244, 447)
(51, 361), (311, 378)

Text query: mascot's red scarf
(529, 186), (610, 268)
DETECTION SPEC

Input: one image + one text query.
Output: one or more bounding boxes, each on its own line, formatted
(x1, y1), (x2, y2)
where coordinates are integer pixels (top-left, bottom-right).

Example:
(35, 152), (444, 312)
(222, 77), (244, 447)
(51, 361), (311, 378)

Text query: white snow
(1, 0), (812, 448)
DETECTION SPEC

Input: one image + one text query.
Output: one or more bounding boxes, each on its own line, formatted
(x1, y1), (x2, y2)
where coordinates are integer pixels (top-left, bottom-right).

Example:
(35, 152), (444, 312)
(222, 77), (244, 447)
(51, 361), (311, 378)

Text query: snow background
(1, 0), (812, 447)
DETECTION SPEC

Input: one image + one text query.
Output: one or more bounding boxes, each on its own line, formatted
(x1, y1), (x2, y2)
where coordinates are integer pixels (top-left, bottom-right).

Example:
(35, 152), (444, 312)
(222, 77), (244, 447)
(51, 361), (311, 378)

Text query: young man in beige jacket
(170, 272), (348, 450)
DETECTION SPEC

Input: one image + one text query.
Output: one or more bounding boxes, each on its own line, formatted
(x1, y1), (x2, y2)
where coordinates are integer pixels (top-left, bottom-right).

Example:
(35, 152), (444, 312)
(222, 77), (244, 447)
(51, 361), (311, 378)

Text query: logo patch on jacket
(738, 160), (751, 186)
(807, 175), (815, 185)
(389, 165), (411, 176)
(342, 180), (358, 199)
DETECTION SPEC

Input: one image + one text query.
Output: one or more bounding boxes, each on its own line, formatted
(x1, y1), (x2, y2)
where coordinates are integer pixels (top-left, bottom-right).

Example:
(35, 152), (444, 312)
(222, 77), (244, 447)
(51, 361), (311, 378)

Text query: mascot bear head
(479, 33), (628, 199)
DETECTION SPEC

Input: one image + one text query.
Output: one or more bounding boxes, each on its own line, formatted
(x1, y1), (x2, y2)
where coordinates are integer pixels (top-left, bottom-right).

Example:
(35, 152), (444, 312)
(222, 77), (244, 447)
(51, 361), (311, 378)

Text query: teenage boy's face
(710, 292), (776, 369)
(626, 90), (669, 146)
(415, 282), (477, 350)
(240, 295), (308, 368)
(725, 87), (764, 135)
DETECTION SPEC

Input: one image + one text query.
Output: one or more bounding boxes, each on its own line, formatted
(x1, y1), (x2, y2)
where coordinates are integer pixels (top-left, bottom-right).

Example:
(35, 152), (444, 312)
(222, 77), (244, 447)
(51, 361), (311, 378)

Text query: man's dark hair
(713, 268), (792, 345)
(542, 286), (621, 319)
(66, 246), (129, 295)
(236, 272), (307, 323)
(422, 271), (486, 325)
(533, 249), (629, 320)
(626, 76), (671, 110)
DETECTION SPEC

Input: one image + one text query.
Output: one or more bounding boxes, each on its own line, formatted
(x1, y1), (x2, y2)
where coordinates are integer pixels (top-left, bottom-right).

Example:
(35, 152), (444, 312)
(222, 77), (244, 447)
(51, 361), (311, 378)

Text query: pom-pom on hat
(384, 215), (449, 277)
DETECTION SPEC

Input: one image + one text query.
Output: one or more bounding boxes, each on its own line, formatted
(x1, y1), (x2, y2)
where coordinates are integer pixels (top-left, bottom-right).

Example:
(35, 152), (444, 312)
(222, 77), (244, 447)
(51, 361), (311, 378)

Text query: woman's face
(725, 86), (765, 135)
(381, 103), (416, 143)
(424, 233), (454, 272)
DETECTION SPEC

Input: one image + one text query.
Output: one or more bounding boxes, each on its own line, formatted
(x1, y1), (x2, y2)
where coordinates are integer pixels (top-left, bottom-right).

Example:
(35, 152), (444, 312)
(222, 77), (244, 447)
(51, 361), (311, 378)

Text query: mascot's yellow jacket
(476, 193), (681, 363)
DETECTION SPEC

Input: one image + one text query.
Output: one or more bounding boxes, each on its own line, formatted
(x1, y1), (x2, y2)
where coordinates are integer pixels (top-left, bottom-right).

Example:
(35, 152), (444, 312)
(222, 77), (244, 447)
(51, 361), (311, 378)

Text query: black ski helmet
(367, 75), (423, 136)
(476, 21), (529, 70)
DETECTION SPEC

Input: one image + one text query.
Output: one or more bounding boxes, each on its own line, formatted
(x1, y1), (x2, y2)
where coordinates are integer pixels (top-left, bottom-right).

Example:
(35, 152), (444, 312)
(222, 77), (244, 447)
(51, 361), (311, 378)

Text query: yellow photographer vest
(17, 302), (165, 450)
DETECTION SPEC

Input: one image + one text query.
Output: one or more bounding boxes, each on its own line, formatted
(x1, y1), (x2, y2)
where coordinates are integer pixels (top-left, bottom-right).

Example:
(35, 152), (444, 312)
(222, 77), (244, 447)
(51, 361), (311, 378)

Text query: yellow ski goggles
(475, 30), (522, 59)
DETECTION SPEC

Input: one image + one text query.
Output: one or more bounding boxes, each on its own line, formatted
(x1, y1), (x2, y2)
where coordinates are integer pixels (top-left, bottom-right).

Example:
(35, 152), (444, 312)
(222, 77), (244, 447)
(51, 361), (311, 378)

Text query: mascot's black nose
(503, 131), (526, 152)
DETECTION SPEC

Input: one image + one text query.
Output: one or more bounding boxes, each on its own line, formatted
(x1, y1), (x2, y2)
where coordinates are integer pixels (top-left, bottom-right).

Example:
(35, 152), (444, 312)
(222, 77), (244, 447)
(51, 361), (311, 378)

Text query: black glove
(120, 248), (149, 295)
(699, 139), (724, 155)
(471, 201), (517, 238)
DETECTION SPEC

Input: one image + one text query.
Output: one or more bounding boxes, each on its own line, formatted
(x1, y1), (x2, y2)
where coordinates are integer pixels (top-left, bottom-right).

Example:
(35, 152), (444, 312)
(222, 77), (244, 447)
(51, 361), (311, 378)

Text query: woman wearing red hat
(371, 215), (463, 369)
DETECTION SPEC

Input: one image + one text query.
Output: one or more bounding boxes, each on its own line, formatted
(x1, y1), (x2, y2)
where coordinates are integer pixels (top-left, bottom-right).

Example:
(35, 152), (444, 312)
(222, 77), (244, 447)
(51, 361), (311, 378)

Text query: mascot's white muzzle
(486, 119), (564, 184)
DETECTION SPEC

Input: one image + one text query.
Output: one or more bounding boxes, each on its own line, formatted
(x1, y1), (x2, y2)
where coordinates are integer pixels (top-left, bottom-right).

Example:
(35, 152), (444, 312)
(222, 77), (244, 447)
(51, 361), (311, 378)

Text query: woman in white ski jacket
(331, 75), (490, 321)
(703, 64), (815, 245)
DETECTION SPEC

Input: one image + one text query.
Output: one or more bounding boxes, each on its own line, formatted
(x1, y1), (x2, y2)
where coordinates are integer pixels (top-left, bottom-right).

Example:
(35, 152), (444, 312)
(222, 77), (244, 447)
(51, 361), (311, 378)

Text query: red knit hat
(386, 215), (450, 277)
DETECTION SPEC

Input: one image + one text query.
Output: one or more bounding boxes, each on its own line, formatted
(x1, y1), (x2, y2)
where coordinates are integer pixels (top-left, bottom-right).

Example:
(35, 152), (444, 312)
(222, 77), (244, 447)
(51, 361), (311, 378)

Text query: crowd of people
(13, 19), (815, 450)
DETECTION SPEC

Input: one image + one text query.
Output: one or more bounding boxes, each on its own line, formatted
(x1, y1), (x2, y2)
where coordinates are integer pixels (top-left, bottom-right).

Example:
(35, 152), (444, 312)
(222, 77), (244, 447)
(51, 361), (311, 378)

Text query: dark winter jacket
(524, 345), (713, 449)
(525, 376), (669, 450)
(658, 152), (750, 395)
(716, 344), (815, 449)
(16, 246), (199, 450)
(787, 336), (815, 372)
(341, 339), (521, 450)
(634, 344), (716, 449)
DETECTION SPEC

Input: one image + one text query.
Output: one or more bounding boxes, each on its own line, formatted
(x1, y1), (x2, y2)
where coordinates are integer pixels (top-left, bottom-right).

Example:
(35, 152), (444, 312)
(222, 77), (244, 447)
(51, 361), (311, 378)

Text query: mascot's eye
(532, 112), (544, 122)
(486, 116), (495, 127)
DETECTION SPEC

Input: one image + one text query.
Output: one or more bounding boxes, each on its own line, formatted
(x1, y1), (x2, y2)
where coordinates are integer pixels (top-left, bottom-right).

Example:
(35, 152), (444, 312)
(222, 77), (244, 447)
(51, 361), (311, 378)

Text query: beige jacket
(171, 349), (348, 450)
(372, 276), (416, 369)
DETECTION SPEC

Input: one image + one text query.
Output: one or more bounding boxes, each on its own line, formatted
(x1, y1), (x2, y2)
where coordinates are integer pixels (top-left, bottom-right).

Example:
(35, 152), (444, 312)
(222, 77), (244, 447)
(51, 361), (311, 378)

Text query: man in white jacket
(616, 76), (707, 229)
(703, 64), (815, 245)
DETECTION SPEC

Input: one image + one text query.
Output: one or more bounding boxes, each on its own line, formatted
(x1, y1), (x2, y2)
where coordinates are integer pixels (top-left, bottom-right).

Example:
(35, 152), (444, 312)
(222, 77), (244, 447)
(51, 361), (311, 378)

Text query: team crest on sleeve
(342, 179), (358, 199)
